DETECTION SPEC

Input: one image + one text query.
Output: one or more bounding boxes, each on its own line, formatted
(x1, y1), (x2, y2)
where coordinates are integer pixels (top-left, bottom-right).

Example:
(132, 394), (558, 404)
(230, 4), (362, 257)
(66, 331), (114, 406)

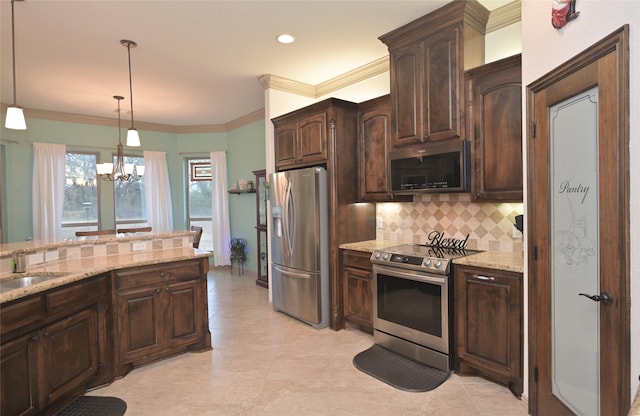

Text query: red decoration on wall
(552, 0), (580, 29)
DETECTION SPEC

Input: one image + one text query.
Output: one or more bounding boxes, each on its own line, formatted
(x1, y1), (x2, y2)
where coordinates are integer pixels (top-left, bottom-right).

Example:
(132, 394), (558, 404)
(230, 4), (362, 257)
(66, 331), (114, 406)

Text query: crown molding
(257, 74), (316, 97)
(316, 57), (390, 97)
(1, 103), (262, 134)
(260, 56), (390, 99)
(486, 0), (521, 33)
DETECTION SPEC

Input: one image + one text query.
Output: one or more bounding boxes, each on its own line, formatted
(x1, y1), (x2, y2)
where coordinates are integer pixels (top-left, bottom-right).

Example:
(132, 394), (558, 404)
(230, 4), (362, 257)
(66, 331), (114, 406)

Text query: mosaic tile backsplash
(376, 193), (524, 254)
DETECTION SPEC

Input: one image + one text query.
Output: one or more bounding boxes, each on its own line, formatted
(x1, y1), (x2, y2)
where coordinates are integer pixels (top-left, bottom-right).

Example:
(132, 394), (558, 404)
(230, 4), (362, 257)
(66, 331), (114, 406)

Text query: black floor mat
(353, 344), (451, 392)
(56, 396), (127, 416)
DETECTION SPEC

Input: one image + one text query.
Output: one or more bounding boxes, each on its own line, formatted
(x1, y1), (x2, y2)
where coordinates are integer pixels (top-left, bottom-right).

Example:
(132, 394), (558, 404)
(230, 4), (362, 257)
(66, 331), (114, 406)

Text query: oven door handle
(372, 264), (446, 284)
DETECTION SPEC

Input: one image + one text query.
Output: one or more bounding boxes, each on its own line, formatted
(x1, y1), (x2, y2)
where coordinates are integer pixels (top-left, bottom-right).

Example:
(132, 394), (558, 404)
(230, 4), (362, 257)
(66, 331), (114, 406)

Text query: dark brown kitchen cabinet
(466, 54), (523, 201)
(113, 258), (210, 374)
(253, 169), (269, 288)
(358, 95), (412, 202)
(454, 265), (523, 398)
(1, 333), (39, 416)
(0, 275), (110, 416)
(379, 0), (489, 148)
(274, 112), (328, 169)
(341, 250), (373, 333)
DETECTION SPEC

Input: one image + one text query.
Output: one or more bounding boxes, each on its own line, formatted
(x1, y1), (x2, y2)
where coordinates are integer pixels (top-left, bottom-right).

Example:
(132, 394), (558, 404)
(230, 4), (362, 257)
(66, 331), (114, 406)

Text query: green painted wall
(0, 116), (266, 273)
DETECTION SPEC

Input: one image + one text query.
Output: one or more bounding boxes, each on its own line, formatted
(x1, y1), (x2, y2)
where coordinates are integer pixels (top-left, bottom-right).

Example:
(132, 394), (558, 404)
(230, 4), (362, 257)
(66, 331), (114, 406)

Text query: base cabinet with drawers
(341, 250), (374, 333)
(0, 275), (110, 416)
(0, 256), (211, 416)
(454, 265), (523, 397)
(113, 258), (211, 374)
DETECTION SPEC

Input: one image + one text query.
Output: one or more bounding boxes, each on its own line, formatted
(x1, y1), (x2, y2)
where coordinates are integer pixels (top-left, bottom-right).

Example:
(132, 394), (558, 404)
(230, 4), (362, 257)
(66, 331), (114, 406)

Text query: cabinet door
(359, 100), (393, 201)
(1, 333), (39, 416)
(455, 266), (523, 396)
(274, 120), (298, 167)
(298, 112), (327, 163)
(422, 25), (463, 142)
(40, 308), (99, 406)
(390, 42), (422, 147)
(343, 266), (373, 332)
(165, 280), (202, 348)
(117, 286), (164, 363)
(469, 56), (522, 201)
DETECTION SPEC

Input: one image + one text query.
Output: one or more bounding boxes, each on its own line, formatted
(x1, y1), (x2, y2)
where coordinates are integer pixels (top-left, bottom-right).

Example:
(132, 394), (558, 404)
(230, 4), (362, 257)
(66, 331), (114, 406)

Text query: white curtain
(210, 151), (231, 266)
(32, 142), (66, 242)
(143, 151), (173, 233)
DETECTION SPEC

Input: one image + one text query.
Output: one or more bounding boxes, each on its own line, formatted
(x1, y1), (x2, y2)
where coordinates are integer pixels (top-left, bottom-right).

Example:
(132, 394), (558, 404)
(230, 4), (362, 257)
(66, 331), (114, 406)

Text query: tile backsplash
(376, 193), (523, 254)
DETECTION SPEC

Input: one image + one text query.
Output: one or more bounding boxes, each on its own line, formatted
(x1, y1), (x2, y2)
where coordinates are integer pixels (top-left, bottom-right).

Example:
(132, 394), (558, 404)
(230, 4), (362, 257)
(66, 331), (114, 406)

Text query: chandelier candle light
(4, 0), (26, 130)
(121, 39), (140, 147)
(97, 96), (144, 181)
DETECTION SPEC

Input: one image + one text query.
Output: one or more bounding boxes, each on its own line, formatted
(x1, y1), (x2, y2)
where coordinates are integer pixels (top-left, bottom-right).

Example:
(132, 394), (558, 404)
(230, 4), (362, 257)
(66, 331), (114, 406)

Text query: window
(114, 154), (146, 227)
(186, 158), (212, 251)
(63, 152), (100, 239)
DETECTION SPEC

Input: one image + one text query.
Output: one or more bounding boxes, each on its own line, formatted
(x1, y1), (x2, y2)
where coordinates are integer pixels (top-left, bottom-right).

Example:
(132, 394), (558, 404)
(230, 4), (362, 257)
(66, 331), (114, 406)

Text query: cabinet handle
(43, 332), (50, 337)
(31, 335), (39, 341)
(155, 288), (161, 293)
(160, 272), (165, 277)
(165, 287), (169, 292)
(473, 274), (495, 281)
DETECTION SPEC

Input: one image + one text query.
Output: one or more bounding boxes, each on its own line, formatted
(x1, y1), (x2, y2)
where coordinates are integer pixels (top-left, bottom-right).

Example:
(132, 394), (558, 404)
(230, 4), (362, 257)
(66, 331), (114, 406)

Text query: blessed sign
(426, 231), (469, 249)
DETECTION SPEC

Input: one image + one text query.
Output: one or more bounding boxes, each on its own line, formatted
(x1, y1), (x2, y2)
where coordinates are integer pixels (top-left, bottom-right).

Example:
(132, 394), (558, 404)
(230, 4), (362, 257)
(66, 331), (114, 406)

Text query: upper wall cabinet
(466, 54), (523, 202)
(274, 113), (327, 169)
(357, 95), (412, 202)
(379, 0), (489, 149)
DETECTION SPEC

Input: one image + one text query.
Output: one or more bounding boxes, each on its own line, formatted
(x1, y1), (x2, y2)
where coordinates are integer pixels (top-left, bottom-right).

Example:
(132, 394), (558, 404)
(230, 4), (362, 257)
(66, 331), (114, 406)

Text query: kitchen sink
(0, 274), (68, 293)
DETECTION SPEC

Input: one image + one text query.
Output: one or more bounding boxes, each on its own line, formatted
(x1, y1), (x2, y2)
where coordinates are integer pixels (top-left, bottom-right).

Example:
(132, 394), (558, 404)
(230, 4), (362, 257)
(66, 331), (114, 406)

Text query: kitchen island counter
(1, 231), (211, 303)
(338, 239), (409, 253)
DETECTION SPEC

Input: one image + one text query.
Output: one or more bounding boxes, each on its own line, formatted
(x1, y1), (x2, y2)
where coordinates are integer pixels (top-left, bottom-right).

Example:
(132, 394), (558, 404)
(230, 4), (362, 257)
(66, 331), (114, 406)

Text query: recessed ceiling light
(277, 34), (295, 44)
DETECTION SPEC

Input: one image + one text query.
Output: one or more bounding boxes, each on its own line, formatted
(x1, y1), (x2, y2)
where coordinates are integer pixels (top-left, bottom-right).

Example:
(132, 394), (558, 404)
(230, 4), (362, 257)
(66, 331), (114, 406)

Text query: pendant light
(5, 0), (26, 130)
(97, 96), (144, 181)
(121, 39), (140, 147)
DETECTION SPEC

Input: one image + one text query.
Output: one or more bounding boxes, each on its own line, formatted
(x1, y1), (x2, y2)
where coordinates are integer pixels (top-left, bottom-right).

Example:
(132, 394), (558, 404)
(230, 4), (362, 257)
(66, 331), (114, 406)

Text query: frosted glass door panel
(550, 87), (599, 416)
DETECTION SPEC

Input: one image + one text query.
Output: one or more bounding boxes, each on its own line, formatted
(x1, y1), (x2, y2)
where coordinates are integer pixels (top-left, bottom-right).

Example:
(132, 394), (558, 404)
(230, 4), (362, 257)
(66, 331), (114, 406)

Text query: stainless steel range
(370, 242), (480, 372)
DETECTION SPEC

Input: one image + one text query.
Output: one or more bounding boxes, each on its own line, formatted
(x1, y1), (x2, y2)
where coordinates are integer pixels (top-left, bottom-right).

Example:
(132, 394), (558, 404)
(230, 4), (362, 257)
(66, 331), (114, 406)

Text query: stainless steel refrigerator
(270, 166), (329, 329)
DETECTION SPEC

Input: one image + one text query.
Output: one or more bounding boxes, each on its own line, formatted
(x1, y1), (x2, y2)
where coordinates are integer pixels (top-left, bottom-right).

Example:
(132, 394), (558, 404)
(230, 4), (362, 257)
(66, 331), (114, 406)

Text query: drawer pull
(474, 275), (495, 281)
(160, 272), (165, 277)
(155, 288), (161, 293)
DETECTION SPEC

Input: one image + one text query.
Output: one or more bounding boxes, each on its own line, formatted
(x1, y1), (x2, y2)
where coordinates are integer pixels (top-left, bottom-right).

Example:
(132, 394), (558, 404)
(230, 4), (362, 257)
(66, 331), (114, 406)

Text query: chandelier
(97, 96), (144, 181)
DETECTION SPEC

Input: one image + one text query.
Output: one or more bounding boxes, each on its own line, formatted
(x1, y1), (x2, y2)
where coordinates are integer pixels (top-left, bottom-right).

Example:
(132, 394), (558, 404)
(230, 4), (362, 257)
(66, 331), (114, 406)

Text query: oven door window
(377, 273), (442, 337)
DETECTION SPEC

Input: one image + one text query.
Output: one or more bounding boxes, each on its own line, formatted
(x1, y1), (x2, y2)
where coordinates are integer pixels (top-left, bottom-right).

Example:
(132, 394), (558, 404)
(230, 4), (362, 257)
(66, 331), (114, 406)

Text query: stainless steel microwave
(389, 140), (470, 194)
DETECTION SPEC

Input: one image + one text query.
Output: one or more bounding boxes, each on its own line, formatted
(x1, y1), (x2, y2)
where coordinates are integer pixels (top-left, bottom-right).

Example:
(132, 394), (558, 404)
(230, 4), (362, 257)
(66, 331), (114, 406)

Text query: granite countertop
(453, 251), (524, 274)
(0, 247), (212, 304)
(339, 240), (408, 253)
(339, 239), (524, 274)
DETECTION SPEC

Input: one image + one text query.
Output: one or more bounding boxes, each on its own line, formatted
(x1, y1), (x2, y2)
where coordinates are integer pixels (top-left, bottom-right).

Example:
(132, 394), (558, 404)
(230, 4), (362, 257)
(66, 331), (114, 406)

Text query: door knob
(579, 291), (613, 306)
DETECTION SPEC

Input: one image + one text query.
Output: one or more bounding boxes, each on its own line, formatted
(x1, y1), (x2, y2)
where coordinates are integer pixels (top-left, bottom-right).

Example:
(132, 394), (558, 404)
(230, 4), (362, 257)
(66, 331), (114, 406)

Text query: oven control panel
(370, 250), (450, 274)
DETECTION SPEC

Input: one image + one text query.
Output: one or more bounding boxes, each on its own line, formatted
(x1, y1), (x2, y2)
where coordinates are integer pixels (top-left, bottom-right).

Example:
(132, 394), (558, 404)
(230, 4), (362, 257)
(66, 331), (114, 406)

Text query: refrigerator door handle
(283, 179), (295, 256)
(274, 265), (311, 279)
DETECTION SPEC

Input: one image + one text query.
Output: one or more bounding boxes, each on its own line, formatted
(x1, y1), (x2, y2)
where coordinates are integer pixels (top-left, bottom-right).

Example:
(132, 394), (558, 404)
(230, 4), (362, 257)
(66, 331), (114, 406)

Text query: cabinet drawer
(46, 276), (107, 317)
(342, 250), (372, 270)
(1, 296), (46, 335)
(115, 260), (202, 291)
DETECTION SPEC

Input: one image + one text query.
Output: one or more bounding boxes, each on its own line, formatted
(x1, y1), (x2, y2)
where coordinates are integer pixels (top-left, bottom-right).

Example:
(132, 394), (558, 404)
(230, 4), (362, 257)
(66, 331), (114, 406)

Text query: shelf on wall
(228, 189), (256, 195)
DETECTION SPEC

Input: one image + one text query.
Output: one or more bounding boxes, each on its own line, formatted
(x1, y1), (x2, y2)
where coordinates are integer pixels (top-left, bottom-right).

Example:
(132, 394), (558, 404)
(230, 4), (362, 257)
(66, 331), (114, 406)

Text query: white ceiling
(0, 0), (510, 128)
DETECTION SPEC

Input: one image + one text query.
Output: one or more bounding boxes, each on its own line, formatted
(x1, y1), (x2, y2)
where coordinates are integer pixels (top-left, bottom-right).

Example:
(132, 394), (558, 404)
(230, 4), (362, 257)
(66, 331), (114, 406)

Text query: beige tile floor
(91, 267), (529, 415)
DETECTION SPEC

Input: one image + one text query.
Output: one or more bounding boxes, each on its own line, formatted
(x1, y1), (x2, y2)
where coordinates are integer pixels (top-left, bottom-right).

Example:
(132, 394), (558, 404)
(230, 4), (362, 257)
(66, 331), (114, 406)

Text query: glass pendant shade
(127, 128), (140, 147)
(136, 165), (145, 176)
(5, 106), (26, 130)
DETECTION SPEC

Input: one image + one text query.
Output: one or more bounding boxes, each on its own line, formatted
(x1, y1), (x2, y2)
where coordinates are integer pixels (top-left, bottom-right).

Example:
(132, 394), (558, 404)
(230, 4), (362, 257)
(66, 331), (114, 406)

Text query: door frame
(526, 26), (630, 416)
